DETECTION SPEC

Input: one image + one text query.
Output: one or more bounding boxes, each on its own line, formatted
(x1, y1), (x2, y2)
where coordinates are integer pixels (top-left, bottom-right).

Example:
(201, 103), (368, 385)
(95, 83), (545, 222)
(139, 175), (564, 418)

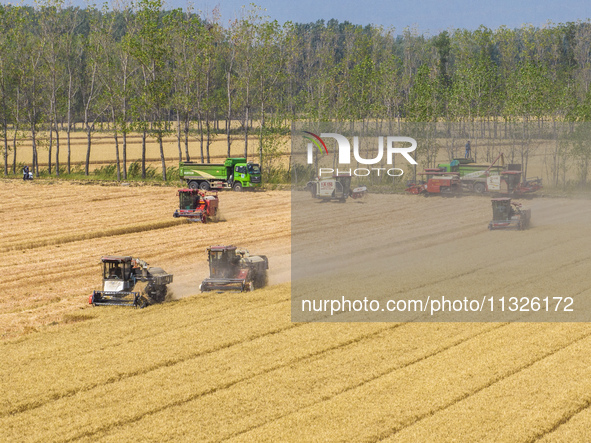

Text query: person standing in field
(22, 165), (29, 180)
(465, 140), (471, 159)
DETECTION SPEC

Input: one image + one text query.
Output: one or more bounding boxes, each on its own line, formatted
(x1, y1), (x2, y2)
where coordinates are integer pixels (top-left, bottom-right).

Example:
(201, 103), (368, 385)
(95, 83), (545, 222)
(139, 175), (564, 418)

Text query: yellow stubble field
(2, 180), (591, 441)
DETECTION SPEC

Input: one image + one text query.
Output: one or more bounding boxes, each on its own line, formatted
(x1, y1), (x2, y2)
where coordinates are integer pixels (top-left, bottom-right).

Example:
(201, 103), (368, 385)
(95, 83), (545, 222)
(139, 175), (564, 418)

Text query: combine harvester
(488, 198), (531, 230)
(89, 256), (173, 308)
(407, 153), (542, 196)
(306, 174), (367, 202)
(200, 245), (268, 292)
(173, 189), (219, 223)
(437, 153), (542, 195)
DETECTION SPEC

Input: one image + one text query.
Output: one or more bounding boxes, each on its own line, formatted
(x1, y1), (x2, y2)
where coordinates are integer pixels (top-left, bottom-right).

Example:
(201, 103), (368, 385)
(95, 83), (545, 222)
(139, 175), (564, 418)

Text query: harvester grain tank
(179, 157), (261, 191)
(488, 198), (531, 230)
(173, 189), (219, 223)
(306, 175), (367, 201)
(89, 256), (173, 308)
(200, 245), (268, 292)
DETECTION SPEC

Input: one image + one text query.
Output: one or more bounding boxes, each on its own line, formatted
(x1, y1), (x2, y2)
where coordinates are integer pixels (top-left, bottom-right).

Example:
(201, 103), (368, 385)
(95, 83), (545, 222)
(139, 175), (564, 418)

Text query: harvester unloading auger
(89, 256), (173, 308)
(200, 246), (268, 292)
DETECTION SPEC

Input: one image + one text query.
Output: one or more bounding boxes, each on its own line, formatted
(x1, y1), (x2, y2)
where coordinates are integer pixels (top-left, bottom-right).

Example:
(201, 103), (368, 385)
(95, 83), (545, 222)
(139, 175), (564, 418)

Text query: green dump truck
(179, 157), (262, 191)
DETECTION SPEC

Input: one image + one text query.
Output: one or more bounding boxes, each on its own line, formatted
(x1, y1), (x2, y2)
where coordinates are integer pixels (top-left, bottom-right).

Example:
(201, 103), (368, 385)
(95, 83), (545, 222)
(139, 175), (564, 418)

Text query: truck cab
(226, 158), (261, 191)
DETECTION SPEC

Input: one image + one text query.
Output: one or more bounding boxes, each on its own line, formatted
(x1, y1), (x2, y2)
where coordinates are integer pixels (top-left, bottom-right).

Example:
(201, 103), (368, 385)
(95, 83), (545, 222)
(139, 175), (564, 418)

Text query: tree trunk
(123, 132), (127, 180)
(55, 124), (60, 177)
(67, 127), (71, 175)
(114, 130), (121, 181)
(141, 130), (146, 179)
(206, 113), (211, 163)
(244, 105), (249, 160)
(259, 102), (265, 168)
(48, 125), (53, 175)
(31, 125), (38, 177)
(176, 109), (182, 162)
(227, 70), (232, 157)
(67, 72), (73, 174)
(159, 133), (167, 181)
(198, 116), (204, 162)
(184, 114), (190, 162)
(12, 124), (18, 174)
(3, 116), (7, 176)
(85, 127), (92, 176)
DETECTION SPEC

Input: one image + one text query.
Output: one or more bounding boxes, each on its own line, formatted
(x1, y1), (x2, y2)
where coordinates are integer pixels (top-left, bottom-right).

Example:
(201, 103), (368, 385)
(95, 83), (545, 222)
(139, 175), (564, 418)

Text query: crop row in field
(3, 290), (591, 441)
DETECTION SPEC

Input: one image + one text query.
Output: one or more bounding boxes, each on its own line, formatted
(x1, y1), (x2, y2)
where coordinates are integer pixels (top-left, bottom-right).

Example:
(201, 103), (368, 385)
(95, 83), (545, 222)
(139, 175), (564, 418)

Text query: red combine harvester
(173, 189), (219, 223)
(407, 153), (542, 196)
(200, 245), (268, 292)
(488, 198), (531, 230)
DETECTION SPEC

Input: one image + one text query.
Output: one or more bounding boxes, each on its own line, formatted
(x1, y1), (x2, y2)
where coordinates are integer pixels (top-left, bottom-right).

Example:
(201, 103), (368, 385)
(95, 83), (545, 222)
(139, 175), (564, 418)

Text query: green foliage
(3, 7), (591, 190)
(408, 65), (438, 121)
(92, 163), (117, 178)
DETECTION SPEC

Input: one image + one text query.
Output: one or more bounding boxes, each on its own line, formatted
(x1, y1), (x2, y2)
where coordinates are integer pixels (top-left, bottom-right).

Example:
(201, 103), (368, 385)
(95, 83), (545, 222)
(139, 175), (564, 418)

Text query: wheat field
(8, 130), (281, 169)
(2, 180), (591, 441)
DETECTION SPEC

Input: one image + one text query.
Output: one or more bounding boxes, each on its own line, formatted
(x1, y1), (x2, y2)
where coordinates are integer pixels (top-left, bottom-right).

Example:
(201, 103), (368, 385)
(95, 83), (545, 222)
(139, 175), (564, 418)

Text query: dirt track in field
(3, 180), (591, 441)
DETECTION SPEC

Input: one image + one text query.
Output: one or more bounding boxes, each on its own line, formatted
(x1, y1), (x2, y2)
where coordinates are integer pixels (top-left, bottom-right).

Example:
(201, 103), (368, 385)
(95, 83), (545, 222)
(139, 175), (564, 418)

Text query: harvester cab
(307, 175), (367, 201)
(200, 245), (268, 292)
(102, 257), (133, 291)
(173, 189), (219, 223)
(488, 198), (531, 230)
(90, 256), (173, 308)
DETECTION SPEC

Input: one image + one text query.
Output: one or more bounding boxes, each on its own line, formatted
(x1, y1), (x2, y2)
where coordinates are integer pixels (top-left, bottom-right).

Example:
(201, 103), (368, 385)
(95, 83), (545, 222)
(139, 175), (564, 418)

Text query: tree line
(2, 0), (591, 186)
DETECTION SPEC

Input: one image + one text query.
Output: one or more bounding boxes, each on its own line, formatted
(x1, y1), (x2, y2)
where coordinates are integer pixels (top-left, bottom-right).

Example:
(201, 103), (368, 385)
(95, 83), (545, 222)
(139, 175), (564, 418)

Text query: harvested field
(0, 180), (290, 338)
(2, 180), (591, 441)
